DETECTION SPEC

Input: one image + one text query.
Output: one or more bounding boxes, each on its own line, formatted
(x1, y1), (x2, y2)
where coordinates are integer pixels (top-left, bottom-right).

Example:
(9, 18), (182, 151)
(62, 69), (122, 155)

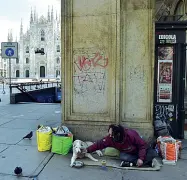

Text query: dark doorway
(16, 70), (20, 78)
(40, 66), (45, 78)
(26, 70), (29, 78)
(56, 70), (60, 77)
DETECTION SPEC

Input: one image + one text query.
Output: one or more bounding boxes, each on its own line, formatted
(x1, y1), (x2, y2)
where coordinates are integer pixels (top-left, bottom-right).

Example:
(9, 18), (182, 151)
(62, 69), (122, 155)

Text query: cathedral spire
(20, 19), (23, 34)
(7, 29), (10, 42)
(56, 11), (58, 20)
(20, 19), (23, 39)
(35, 11), (38, 22)
(57, 21), (60, 36)
(30, 7), (33, 23)
(8, 29), (13, 42)
(51, 6), (54, 21)
(34, 6), (37, 21)
(10, 29), (13, 42)
(48, 6), (50, 22)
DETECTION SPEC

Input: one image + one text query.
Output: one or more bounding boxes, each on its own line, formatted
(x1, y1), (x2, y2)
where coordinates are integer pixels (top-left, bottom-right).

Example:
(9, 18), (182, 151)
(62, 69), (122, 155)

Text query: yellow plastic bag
(36, 126), (53, 152)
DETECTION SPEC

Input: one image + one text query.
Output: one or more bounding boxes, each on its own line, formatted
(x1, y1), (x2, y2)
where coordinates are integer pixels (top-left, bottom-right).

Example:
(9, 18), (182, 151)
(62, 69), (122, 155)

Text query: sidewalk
(0, 90), (187, 179)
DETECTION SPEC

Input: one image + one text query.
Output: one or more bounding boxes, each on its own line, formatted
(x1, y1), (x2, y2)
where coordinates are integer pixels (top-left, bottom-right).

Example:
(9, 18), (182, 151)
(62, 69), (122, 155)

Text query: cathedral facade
(7, 7), (61, 79)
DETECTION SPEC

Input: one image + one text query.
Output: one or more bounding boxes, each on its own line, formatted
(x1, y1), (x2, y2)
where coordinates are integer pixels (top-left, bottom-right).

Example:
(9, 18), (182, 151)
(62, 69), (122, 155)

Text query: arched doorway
(16, 70), (20, 78)
(25, 70), (29, 78)
(56, 70), (60, 77)
(40, 66), (45, 78)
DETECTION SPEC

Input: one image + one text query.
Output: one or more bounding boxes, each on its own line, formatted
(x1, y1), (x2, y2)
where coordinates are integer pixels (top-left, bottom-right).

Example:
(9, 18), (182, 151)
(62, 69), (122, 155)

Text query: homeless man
(86, 124), (157, 167)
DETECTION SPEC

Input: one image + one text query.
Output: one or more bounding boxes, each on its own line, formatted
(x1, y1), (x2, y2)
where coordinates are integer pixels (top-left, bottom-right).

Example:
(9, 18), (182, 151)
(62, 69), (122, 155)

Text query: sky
(0, 0), (60, 47)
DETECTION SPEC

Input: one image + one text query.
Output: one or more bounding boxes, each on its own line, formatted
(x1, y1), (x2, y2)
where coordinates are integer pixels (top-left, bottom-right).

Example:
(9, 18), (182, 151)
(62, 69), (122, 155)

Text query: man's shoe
(120, 161), (133, 167)
(147, 158), (157, 167)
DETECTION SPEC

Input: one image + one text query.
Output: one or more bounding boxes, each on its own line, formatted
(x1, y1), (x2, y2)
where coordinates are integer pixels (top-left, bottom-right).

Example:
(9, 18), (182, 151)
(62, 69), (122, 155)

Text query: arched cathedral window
(16, 70), (20, 78)
(57, 45), (60, 52)
(56, 70), (60, 77)
(56, 57), (60, 64)
(25, 70), (29, 78)
(41, 48), (44, 52)
(26, 46), (29, 53)
(41, 30), (45, 41)
(174, 0), (184, 15)
(26, 58), (29, 64)
(16, 58), (19, 64)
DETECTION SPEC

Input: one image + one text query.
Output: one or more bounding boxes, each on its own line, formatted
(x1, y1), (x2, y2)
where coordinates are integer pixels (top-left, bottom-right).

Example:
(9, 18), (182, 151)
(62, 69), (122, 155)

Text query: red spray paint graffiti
(74, 52), (108, 72)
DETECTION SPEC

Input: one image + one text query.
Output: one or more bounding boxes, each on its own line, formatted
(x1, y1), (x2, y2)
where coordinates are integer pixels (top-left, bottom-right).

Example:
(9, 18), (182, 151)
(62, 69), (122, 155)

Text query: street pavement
(0, 84), (187, 180)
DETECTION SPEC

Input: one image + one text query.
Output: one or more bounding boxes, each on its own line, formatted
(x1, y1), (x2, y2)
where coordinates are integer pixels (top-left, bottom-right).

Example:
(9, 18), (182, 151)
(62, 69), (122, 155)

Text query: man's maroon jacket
(87, 128), (148, 161)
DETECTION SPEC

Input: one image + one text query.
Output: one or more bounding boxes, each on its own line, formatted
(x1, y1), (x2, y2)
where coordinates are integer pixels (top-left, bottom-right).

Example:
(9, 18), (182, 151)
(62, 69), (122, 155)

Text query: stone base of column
(64, 122), (153, 141)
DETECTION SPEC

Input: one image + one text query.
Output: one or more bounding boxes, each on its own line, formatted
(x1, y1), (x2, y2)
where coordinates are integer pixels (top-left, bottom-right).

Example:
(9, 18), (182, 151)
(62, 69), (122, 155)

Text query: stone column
(120, 0), (155, 138)
(61, 0), (155, 140)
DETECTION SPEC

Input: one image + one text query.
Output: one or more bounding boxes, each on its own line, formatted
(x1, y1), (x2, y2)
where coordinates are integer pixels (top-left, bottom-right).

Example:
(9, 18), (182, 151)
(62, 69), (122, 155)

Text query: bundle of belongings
(36, 125), (73, 155)
(154, 120), (170, 137)
(156, 136), (182, 165)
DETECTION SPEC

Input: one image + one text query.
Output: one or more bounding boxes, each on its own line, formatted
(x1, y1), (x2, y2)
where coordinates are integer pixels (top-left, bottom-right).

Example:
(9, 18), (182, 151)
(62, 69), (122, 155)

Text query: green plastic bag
(104, 147), (120, 157)
(51, 134), (73, 155)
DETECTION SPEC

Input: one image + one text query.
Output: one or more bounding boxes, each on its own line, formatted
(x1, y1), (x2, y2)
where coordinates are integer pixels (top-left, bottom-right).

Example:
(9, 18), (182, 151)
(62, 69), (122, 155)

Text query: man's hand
(136, 159), (143, 167)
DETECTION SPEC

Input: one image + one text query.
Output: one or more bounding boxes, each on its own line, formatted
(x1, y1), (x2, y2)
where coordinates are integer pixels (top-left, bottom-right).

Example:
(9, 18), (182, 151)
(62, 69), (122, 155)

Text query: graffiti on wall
(74, 52), (108, 72)
(154, 104), (174, 135)
(128, 65), (146, 82)
(73, 72), (106, 94)
(73, 49), (108, 96)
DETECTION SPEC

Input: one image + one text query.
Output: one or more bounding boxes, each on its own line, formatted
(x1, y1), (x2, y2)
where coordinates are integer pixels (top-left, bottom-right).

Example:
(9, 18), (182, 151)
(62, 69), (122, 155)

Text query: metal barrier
(8, 81), (61, 104)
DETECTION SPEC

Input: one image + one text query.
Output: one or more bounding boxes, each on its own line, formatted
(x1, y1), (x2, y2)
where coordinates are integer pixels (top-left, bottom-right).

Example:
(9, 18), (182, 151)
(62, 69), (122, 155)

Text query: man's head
(108, 124), (124, 143)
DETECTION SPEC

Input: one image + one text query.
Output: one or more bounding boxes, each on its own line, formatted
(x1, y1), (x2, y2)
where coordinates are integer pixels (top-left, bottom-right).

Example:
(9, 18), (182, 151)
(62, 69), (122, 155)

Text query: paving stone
(0, 128), (33, 144)
(0, 144), (9, 153)
(0, 174), (28, 180)
(0, 118), (14, 126)
(18, 131), (37, 147)
(15, 113), (44, 120)
(0, 145), (52, 177)
(1, 119), (42, 130)
(1, 118), (60, 131)
(38, 154), (123, 180)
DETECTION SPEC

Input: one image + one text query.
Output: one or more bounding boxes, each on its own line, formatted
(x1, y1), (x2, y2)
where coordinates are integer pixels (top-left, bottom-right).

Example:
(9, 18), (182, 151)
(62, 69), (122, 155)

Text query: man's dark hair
(108, 124), (124, 143)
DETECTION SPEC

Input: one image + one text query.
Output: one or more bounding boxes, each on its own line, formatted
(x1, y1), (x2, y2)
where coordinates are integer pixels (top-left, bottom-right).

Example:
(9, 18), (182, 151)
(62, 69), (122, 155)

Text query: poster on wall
(158, 84), (172, 102)
(159, 61), (172, 84)
(157, 46), (173, 103)
(158, 46), (173, 60)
